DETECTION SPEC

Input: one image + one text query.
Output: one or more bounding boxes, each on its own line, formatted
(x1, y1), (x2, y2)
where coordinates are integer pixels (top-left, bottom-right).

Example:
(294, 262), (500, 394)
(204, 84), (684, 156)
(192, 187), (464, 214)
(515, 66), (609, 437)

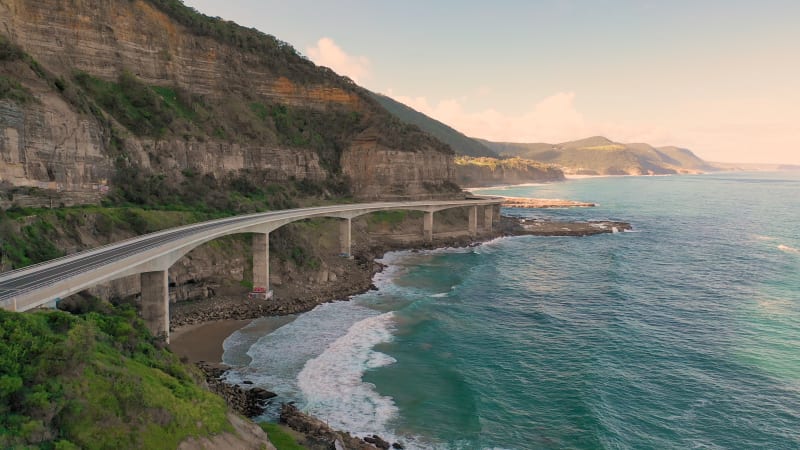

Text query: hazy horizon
(184, 0), (800, 165)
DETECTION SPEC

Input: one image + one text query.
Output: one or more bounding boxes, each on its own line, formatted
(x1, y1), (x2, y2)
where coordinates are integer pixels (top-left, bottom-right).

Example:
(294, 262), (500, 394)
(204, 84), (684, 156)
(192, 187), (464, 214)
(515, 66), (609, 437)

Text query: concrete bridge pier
(253, 232), (270, 294)
(140, 270), (169, 342)
(468, 206), (478, 237)
(484, 205), (494, 232)
(423, 211), (434, 242)
(339, 218), (352, 257)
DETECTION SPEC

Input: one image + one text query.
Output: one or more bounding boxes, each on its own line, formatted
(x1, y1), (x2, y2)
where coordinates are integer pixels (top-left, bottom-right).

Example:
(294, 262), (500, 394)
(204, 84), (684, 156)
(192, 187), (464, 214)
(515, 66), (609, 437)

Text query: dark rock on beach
(364, 435), (390, 449)
(197, 362), (276, 418)
(280, 403), (393, 450)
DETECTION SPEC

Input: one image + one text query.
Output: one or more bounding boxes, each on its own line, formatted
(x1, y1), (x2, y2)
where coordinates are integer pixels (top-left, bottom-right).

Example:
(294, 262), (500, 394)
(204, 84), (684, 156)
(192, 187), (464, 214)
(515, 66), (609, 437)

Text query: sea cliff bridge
(0, 198), (502, 341)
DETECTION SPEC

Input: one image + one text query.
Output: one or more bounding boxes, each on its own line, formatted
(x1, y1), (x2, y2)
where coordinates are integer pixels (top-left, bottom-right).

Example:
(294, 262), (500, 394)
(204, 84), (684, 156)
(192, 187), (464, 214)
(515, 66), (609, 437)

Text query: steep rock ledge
(0, 0), (457, 201)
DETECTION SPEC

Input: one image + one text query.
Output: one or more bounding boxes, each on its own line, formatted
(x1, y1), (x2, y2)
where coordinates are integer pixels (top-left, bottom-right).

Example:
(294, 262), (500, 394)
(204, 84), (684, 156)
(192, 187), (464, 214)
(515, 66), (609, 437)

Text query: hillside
(370, 93), (498, 157)
(454, 156), (564, 187)
(0, 0), (460, 205)
(370, 94), (570, 186)
(480, 136), (715, 175)
(0, 306), (272, 449)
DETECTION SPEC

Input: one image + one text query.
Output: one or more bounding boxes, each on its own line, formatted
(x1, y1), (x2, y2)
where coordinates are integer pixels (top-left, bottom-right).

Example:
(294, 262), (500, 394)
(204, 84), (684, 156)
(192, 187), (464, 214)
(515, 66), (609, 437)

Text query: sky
(183, 0), (800, 164)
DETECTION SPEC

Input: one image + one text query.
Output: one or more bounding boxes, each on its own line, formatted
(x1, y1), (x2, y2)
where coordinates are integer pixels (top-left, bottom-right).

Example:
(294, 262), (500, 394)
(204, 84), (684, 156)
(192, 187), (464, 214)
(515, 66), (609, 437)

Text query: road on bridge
(0, 198), (501, 314)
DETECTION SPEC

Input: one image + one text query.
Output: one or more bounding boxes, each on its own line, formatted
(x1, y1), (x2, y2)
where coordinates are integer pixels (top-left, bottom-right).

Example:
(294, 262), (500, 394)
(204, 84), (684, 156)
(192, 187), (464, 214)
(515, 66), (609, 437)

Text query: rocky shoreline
(169, 233), (503, 328)
(172, 214), (633, 448)
(169, 216), (630, 327)
(280, 404), (403, 450)
(502, 197), (596, 208)
(198, 362), (277, 418)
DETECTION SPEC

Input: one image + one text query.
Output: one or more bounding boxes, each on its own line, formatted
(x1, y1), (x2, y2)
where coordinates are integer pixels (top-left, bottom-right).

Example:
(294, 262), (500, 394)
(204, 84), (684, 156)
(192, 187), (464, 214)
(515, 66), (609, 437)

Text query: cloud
(386, 90), (679, 146)
(387, 91), (583, 143)
(306, 37), (372, 84)
(385, 89), (800, 164)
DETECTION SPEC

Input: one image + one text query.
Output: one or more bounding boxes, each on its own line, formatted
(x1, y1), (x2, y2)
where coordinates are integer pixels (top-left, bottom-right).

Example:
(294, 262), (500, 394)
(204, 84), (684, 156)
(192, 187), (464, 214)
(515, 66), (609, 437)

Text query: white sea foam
(223, 301), (378, 414)
(778, 244), (799, 254)
(297, 312), (399, 438)
(753, 234), (777, 241)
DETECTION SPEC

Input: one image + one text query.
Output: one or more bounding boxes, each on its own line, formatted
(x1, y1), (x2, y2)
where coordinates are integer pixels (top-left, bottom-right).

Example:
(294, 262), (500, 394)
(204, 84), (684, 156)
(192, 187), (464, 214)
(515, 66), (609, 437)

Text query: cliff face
(0, 0), (361, 108)
(453, 157), (565, 187)
(342, 137), (457, 199)
(0, 54), (113, 192)
(454, 163), (564, 187)
(0, 0), (455, 200)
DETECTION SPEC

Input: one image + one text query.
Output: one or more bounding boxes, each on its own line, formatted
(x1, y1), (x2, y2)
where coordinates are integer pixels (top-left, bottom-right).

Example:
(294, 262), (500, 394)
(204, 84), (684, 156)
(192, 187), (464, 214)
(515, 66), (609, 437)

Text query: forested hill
(371, 93), (499, 157)
(480, 136), (715, 175)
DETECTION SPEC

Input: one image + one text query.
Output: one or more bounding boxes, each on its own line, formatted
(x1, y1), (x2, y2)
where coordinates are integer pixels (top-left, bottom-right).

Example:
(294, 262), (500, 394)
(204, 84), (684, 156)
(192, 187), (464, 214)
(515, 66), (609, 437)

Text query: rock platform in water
(501, 197), (596, 208)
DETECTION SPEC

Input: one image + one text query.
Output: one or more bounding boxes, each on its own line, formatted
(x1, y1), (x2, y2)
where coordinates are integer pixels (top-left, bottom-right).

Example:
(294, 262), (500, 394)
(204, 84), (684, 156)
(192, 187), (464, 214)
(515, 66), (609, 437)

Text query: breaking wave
(297, 312), (398, 438)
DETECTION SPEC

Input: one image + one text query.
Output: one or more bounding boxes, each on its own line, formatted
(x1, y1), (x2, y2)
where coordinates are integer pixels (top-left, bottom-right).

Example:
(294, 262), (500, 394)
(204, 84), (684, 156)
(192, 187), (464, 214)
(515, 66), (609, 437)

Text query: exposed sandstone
(0, 94), (112, 191)
(455, 160), (564, 187)
(0, 0), (359, 108)
(342, 137), (456, 200)
(0, 0), (456, 201)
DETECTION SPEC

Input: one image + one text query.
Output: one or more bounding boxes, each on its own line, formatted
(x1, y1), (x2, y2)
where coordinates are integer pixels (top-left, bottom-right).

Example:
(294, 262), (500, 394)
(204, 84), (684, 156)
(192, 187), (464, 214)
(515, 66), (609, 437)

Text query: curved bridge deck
(0, 198), (501, 340)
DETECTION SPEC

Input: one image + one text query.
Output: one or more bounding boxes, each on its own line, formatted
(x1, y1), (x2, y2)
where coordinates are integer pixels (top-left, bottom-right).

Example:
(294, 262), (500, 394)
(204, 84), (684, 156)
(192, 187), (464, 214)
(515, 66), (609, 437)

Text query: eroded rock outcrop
(0, 0), (456, 201)
(343, 137), (457, 200)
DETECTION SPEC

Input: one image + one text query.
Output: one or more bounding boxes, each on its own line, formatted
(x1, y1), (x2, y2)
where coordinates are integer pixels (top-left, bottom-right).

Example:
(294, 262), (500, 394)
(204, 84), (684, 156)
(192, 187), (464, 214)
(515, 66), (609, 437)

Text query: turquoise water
(224, 172), (800, 449)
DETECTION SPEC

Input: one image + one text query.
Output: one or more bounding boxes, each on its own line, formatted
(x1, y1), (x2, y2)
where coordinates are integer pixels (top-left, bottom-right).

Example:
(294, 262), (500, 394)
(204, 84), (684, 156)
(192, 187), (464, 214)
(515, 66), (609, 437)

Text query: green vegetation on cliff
(259, 423), (307, 450)
(0, 306), (230, 449)
(143, 0), (320, 81)
(0, 76), (35, 104)
(453, 156), (565, 186)
(74, 72), (193, 138)
(370, 93), (497, 157)
(455, 156), (557, 171)
(0, 36), (37, 104)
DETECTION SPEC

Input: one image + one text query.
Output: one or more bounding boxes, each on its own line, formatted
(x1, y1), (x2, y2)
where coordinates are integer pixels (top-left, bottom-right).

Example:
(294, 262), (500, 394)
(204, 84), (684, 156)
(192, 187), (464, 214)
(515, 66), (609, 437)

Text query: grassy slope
(259, 423), (307, 450)
(0, 307), (232, 449)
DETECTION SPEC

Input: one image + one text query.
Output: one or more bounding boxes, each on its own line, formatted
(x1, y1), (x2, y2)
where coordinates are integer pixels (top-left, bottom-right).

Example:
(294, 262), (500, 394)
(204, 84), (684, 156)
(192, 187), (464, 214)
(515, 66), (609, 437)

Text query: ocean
(223, 172), (800, 449)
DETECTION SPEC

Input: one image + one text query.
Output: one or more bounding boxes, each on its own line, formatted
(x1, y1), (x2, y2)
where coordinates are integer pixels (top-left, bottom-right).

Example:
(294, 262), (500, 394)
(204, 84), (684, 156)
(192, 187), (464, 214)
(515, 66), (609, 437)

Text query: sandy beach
(169, 319), (254, 363)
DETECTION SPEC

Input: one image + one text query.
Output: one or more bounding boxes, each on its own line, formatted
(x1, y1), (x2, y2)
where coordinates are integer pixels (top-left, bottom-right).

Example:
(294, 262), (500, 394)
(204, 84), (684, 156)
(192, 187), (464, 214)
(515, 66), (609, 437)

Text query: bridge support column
(468, 206), (478, 237)
(339, 218), (352, 257)
(484, 205), (494, 233)
(423, 211), (434, 243)
(141, 270), (169, 342)
(253, 233), (270, 294)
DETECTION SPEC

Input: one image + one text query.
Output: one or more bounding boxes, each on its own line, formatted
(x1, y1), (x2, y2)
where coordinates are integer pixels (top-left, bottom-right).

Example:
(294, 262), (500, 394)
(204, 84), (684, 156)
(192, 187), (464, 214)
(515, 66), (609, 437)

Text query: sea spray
(223, 302), (380, 419)
(297, 312), (398, 437)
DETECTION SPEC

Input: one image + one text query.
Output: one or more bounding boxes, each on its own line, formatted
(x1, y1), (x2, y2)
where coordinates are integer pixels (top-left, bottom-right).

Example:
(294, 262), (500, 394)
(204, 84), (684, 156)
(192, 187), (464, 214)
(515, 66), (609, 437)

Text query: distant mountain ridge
(370, 93), (499, 157)
(479, 136), (715, 175)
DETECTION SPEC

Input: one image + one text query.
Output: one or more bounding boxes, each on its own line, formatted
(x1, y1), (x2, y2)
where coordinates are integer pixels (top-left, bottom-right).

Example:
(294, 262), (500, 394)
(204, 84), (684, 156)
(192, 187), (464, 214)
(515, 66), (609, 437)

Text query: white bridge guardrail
(0, 198), (502, 311)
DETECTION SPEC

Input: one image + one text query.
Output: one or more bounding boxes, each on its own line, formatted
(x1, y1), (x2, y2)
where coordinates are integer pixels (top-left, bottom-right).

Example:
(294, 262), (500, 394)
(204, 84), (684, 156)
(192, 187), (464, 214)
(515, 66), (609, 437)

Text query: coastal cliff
(454, 156), (565, 187)
(0, 0), (456, 202)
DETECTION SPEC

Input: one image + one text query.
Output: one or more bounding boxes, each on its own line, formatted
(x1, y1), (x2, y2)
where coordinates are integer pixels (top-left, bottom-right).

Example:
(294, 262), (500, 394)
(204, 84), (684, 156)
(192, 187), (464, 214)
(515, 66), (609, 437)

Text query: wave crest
(297, 312), (398, 437)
